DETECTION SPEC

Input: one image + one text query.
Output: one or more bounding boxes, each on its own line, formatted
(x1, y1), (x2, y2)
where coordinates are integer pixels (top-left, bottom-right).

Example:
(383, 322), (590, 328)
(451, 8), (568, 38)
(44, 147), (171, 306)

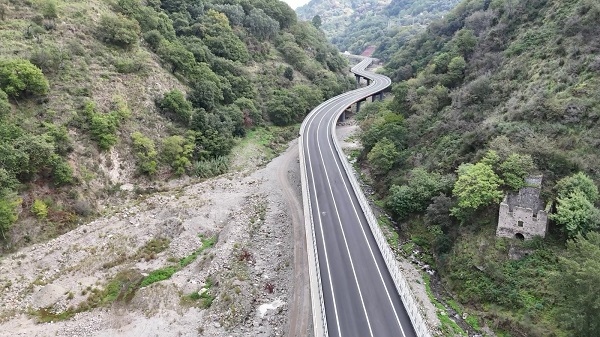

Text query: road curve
(300, 59), (417, 337)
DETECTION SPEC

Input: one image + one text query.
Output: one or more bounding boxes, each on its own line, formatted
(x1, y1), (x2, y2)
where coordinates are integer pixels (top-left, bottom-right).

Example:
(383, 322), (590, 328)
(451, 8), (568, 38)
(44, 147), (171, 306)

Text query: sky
(283, 0), (311, 10)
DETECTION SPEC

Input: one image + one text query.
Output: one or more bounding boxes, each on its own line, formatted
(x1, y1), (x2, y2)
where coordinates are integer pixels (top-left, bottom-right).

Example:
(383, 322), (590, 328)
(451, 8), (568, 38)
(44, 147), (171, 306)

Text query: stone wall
(497, 200), (548, 240)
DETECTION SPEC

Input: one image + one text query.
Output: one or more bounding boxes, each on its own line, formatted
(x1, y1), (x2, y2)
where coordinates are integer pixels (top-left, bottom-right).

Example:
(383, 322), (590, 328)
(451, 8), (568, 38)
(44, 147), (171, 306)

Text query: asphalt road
(301, 59), (418, 337)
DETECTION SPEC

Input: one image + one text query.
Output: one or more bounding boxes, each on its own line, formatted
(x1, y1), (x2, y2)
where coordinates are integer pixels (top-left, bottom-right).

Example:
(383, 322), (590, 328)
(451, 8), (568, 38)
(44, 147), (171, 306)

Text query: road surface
(300, 58), (418, 337)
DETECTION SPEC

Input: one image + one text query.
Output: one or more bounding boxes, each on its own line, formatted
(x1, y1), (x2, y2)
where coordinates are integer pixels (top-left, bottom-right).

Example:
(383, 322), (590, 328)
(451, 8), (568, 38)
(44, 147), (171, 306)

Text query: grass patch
(141, 235), (217, 287)
(140, 266), (177, 287)
(378, 215), (399, 249)
(179, 235), (217, 268)
(182, 277), (215, 308)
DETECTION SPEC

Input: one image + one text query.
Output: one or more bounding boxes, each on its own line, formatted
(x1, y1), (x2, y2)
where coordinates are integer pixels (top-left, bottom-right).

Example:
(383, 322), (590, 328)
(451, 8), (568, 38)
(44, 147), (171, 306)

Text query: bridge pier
(366, 78), (371, 85)
(356, 100), (361, 113)
(340, 109), (346, 122)
(379, 91), (383, 101)
(355, 74), (361, 84)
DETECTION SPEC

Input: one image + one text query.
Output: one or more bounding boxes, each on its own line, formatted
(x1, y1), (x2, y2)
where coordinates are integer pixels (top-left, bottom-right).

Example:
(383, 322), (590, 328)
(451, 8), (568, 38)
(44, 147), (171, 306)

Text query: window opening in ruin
(533, 213), (537, 220)
(515, 233), (525, 240)
(517, 220), (524, 227)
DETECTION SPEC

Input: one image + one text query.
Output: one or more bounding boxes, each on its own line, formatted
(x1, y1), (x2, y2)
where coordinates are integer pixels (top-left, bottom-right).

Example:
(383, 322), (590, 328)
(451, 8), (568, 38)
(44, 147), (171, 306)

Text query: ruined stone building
(497, 176), (549, 240)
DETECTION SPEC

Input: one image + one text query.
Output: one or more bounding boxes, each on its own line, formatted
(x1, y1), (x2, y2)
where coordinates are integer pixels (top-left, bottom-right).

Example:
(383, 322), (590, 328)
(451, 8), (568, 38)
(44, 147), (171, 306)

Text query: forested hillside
(357, 0), (600, 335)
(0, 0), (351, 251)
(297, 0), (459, 58)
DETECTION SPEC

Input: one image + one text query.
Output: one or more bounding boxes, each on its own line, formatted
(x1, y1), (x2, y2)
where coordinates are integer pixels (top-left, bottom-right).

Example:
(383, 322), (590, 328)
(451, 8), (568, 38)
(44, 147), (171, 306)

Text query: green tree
(244, 8), (279, 39)
(0, 59), (49, 97)
(551, 191), (600, 238)
(283, 66), (294, 81)
(98, 14), (141, 49)
(311, 15), (322, 29)
(499, 153), (535, 190)
(367, 138), (398, 175)
(556, 172), (599, 203)
(387, 168), (454, 218)
(451, 162), (504, 219)
(159, 89), (192, 125)
(552, 232), (600, 337)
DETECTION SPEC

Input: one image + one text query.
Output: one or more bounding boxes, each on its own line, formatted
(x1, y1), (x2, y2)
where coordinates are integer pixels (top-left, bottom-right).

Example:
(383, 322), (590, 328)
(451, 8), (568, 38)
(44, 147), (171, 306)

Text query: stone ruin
(496, 176), (549, 240)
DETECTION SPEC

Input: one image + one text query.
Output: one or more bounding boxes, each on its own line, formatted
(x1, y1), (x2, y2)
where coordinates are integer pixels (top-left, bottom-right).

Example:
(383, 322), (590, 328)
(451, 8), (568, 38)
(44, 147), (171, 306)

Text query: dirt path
(277, 141), (312, 337)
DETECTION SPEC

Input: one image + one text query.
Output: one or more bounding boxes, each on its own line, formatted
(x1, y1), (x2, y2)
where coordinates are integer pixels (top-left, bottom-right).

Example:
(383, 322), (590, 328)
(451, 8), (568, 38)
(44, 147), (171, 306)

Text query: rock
(119, 184), (134, 192)
(32, 284), (66, 309)
(159, 217), (184, 239)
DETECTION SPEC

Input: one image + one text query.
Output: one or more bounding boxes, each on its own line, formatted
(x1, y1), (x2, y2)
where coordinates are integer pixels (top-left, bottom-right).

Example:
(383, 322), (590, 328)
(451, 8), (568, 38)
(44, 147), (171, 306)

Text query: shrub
(158, 89), (192, 125)
(131, 132), (157, 175)
(0, 89), (10, 115)
(97, 14), (141, 48)
(0, 59), (49, 97)
(160, 134), (194, 175)
(31, 199), (48, 219)
(50, 154), (74, 186)
(0, 196), (21, 240)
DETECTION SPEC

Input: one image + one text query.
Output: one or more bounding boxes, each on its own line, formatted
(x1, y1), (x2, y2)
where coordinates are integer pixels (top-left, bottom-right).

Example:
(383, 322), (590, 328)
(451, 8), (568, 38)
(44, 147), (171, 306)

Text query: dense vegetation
(297, 0), (459, 58)
(0, 0), (351, 250)
(356, 0), (600, 335)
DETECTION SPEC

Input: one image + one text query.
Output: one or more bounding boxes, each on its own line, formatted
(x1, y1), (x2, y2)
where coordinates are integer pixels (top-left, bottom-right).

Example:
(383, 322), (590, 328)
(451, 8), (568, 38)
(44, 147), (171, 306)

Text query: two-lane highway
(300, 59), (417, 336)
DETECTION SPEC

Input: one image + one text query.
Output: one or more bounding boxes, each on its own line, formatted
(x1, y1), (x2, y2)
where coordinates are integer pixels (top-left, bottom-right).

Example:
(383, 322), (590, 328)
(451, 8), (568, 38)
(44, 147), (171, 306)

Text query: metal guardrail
(299, 118), (329, 337)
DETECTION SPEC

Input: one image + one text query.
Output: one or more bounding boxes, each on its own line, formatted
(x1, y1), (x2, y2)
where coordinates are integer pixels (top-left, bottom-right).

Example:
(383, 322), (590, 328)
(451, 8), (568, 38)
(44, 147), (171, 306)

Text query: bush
(0, 196), (21, 240)
(31, 199), (48, 219)
(50, 154), (74, 186)
(0, 59), (49, 97)
(131, 132), (157, 175)
(158, 89), (192, 125)
(0, 89), (10, 115)
(97, 14), (141, 48)
(160, 134), (194, 175)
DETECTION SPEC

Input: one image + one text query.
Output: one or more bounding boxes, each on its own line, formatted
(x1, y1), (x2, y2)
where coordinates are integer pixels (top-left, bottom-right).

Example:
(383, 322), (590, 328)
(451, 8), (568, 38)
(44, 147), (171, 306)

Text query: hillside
(296, 0), (459, 58)
(0, 0), (351, 251)
(356, 0), (600, 336)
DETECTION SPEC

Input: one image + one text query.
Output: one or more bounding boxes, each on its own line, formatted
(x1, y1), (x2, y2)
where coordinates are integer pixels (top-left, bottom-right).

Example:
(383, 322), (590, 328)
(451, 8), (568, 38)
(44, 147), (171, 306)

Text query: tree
(552, 232), (600, 337)
(244, 8), (279, 39)
(0, 59), (49, 97)
(451, 162), (504, 219)
(283, 66), (294, 81)
(499, 153), (535, 190)
(555, 172), (599, 203)
(551, 191), (600, 238)
(97, 14), (141, 49)
(311, 15), (322, 29)
(158, 89), (192, 125)
(367, 138), (398, 175)
(387, 168), (454, 218)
